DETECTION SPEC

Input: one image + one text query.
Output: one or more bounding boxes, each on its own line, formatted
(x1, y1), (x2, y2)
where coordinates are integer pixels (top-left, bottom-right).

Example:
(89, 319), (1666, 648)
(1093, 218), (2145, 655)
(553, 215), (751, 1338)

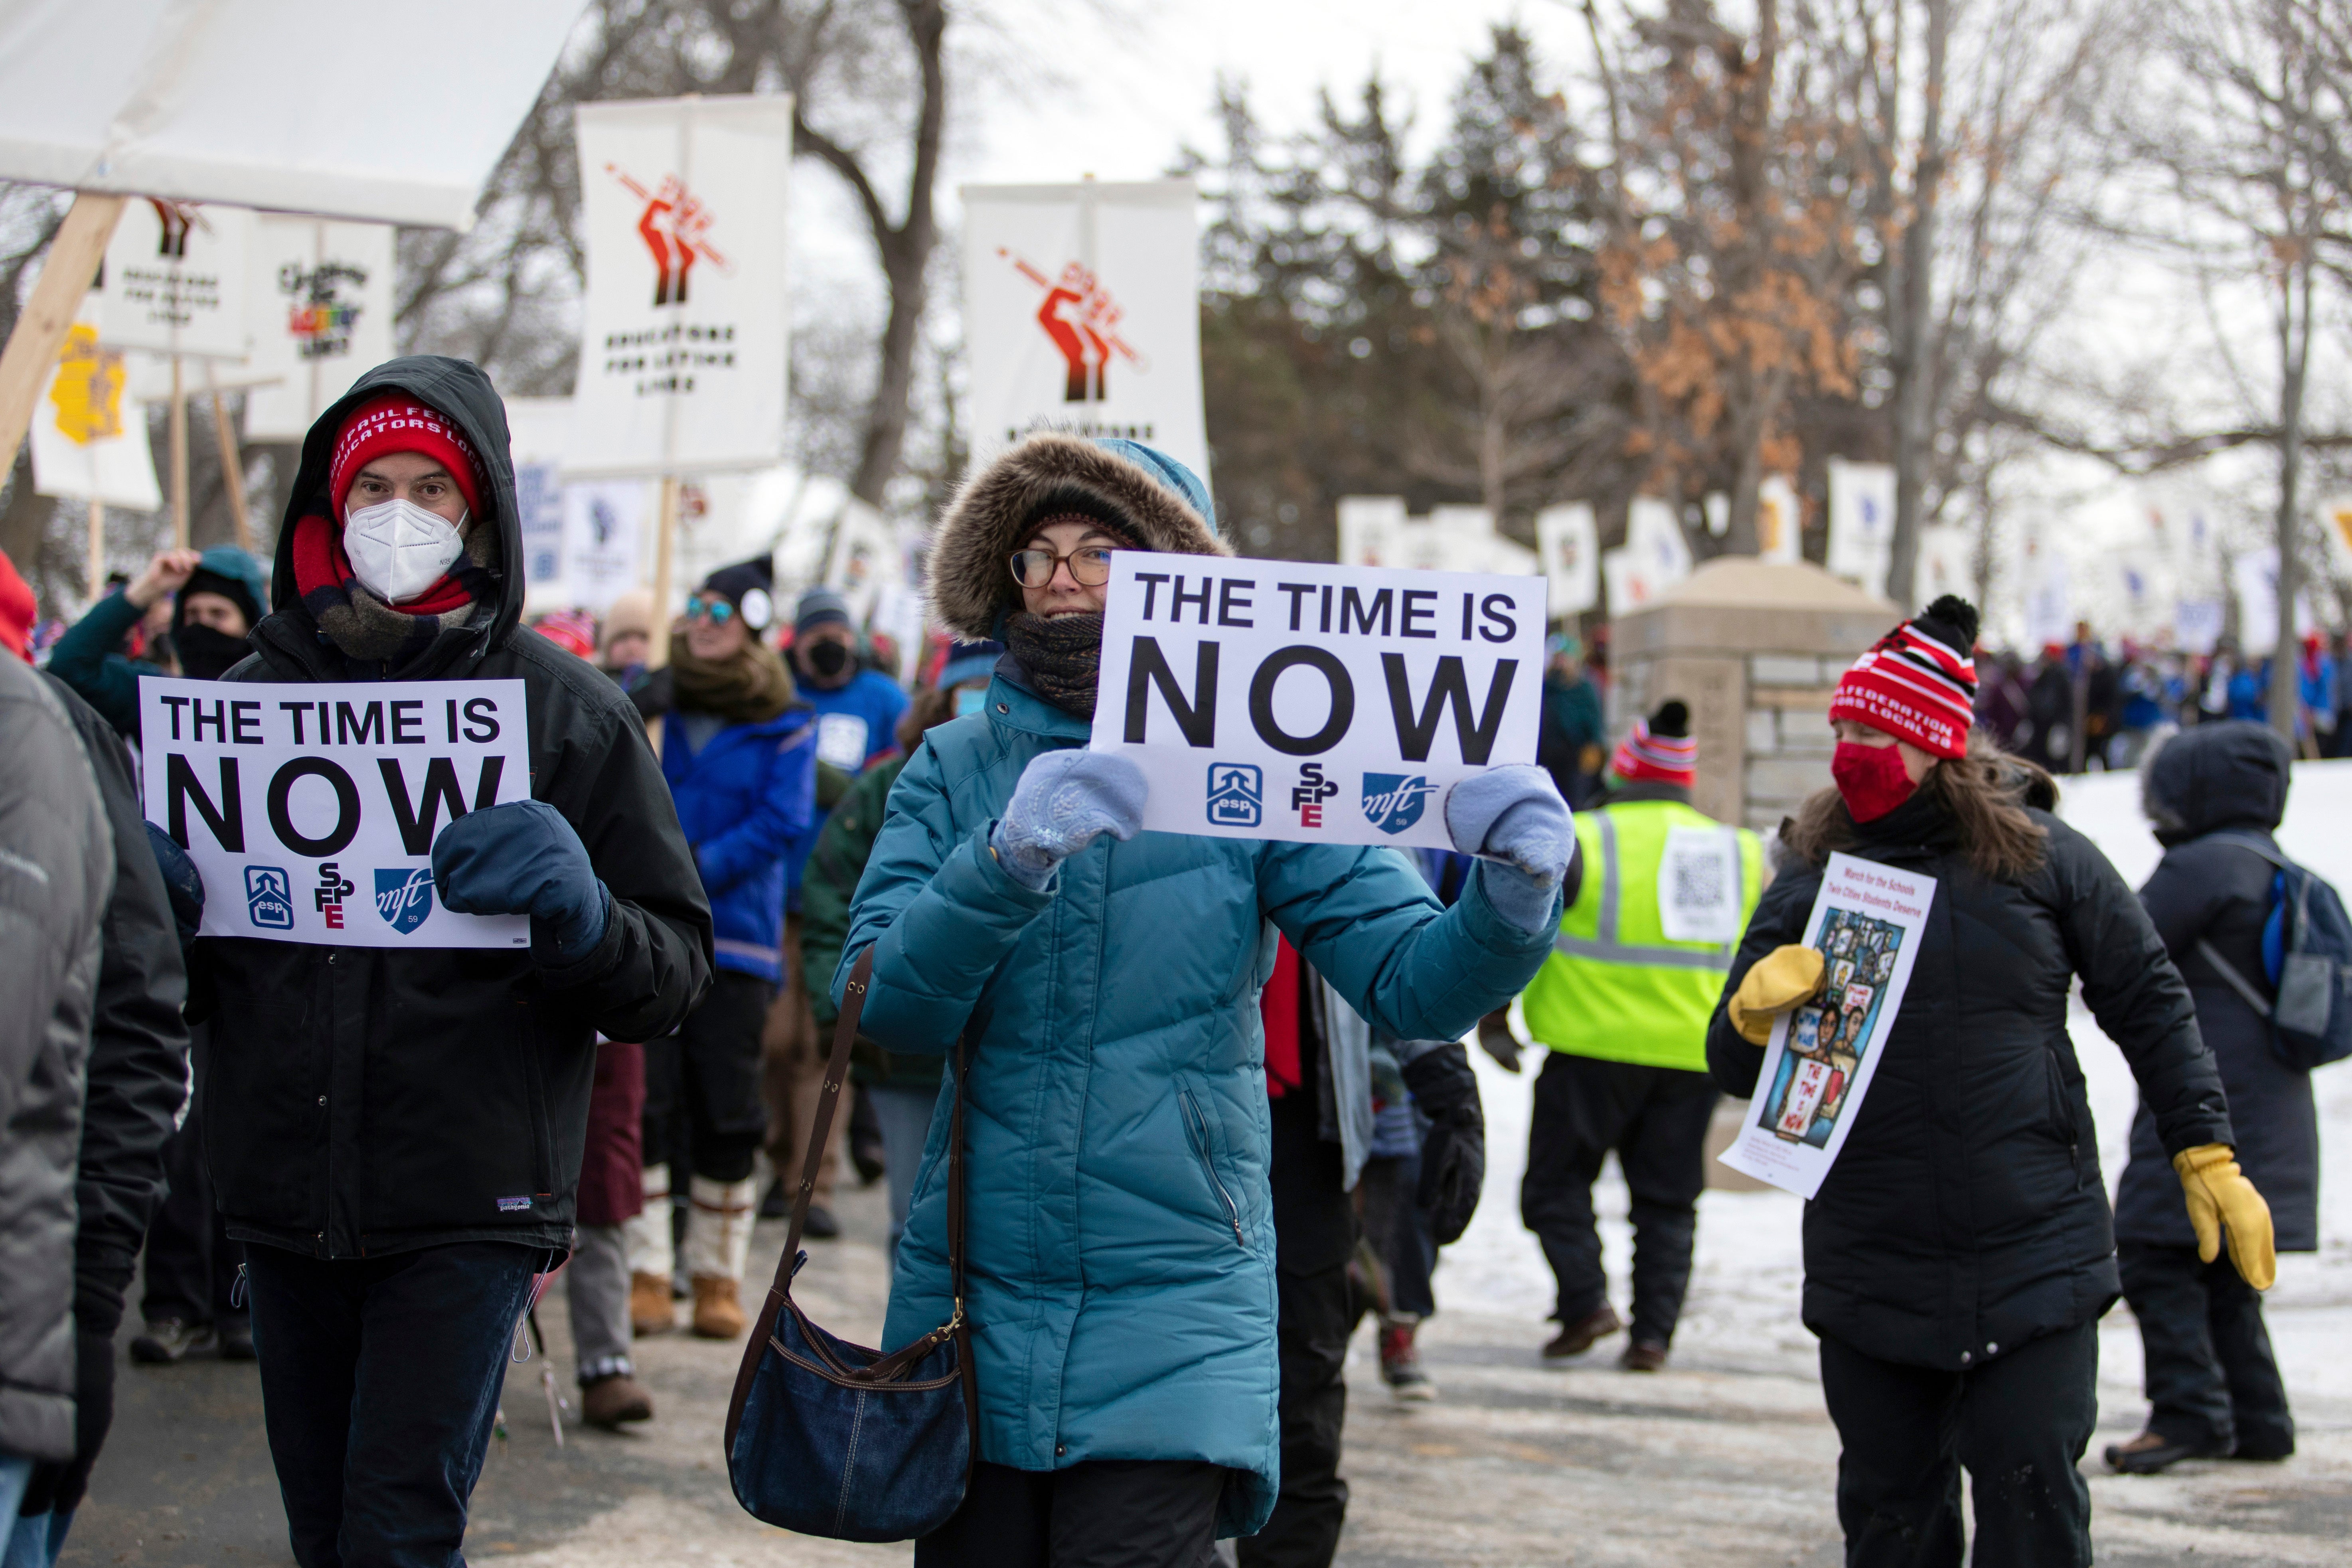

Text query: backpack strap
(2194, 937), (2274, 1016)
(2202, 827), (2293, 873)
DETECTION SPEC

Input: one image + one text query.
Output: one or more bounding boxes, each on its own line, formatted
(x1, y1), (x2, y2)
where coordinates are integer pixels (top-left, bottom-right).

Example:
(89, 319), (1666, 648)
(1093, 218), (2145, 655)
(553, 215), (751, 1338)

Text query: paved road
(65, 1171), (2352, 1566)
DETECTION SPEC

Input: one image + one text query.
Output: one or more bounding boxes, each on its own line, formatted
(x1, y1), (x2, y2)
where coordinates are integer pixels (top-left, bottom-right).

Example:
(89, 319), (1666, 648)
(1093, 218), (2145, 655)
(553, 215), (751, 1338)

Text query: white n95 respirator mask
(343, 498), (467, 604)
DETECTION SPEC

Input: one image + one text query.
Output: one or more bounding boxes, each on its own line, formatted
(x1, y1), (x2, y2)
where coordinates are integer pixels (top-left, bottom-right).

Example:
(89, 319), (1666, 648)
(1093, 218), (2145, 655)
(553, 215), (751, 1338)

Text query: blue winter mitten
(1445, 764), (1573, 933)
(432, 799), (613, 966)
(145, 820), (205, 950)
(989, 750), (1149, 891)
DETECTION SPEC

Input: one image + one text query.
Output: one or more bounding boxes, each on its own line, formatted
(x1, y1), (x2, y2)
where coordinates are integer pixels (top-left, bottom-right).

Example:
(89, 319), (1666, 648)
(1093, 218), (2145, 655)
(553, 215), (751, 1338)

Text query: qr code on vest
(1672, 853), (1726, 912)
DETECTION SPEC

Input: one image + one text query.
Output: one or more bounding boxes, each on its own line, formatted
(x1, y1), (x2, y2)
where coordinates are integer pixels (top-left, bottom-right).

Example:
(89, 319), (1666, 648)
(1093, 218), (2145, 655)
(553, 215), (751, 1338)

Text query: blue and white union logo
(1361, 774), (1439, 836)
(1205, 762), (1264, 828)
(374, 867), (436, 936)
(244, 866), (294, 930)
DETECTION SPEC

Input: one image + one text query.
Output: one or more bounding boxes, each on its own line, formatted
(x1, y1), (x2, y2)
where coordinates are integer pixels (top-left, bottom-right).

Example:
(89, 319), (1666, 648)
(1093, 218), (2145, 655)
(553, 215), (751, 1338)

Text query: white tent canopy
(0, 0), (583, 229)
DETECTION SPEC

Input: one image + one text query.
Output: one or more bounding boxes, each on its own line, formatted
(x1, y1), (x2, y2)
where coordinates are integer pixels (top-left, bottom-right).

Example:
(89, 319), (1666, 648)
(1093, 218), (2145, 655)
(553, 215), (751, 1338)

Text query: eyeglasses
(1009, 547), (1115, 589)
(684, 595), (737, 624)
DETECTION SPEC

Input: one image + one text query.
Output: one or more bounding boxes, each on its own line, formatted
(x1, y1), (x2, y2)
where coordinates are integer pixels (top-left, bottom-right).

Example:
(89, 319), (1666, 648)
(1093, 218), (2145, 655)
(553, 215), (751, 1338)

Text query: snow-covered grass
(1439, 759), (2352, 1414)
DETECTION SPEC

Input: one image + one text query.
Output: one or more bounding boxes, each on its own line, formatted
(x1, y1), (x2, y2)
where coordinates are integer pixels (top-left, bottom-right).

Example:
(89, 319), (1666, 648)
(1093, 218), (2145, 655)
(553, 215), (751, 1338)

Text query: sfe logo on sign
(1290, 763), (1339, 827)
(313, 862), (356, 928)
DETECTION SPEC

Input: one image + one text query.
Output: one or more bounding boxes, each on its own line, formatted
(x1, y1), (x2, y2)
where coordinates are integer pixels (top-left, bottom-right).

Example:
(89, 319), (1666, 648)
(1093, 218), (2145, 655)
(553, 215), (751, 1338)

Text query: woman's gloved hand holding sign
(1728, 946), (1828, 1045)
(990, 752), (1574, 932)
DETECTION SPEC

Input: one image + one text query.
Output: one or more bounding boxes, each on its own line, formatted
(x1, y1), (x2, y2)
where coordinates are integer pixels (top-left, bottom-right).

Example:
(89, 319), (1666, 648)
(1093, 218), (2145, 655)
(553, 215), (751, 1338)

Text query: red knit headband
(328, 394), (485, 519)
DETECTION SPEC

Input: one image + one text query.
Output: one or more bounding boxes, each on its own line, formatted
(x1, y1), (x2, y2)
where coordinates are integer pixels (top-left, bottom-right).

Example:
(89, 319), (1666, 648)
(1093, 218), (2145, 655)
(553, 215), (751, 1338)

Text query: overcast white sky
(773, 0), (2342, 643)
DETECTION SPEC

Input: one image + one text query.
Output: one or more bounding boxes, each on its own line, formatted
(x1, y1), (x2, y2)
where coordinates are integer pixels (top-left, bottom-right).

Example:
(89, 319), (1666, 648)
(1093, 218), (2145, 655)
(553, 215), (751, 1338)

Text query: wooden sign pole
(204, 361), (252, 551)
(646, 474), (679, 671)
(0, 193), (127, 478)
(169, 355), (190, 549)
(87, 499), (103, 600)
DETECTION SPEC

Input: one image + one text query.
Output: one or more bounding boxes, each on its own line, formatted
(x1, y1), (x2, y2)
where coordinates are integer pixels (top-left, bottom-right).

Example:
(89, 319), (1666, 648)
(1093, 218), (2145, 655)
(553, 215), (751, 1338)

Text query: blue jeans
(245, 1240), (544, 1568)
(864, 1082), (941, 1263)
(0, 1507), (68, 1568)
(0, 1457), (30, 1561)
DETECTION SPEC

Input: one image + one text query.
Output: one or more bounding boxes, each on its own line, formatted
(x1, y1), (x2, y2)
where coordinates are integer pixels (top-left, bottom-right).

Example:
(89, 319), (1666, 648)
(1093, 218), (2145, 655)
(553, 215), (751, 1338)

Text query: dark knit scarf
(292, 513), (500, 668)
(1004, 611), (1104, 719)
(668, 635), (797, 724)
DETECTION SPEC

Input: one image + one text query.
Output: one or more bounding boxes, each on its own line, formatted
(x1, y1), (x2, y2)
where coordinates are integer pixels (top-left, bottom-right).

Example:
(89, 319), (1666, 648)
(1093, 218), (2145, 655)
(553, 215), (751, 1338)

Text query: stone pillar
(1610, 559), (1895, 834)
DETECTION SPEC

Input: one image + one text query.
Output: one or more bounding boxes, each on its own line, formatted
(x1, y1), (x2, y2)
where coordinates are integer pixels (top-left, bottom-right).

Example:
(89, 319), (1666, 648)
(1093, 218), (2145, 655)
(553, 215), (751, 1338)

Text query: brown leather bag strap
(782, 945), (870, 1265)
(724, 944), (973, 1456)
(726, 944), (875, 1449)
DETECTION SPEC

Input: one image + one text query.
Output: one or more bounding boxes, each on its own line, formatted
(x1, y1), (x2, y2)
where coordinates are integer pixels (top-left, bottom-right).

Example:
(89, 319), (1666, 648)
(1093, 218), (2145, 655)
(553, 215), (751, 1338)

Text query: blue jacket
(805, 667), (910, 772)
(663, 707), (818, 981)
(840, 671), (1552, 1536)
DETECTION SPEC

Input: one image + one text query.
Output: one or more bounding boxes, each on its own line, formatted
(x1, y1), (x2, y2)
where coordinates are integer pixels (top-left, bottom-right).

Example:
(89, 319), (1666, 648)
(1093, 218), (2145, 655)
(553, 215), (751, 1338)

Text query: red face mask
(1831, 741), (1917, 822)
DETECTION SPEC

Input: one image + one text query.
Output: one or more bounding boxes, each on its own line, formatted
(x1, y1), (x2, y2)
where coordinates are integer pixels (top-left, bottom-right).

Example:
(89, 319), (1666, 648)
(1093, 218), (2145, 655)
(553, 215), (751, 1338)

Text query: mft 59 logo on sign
(1361, 774), (1439, 836)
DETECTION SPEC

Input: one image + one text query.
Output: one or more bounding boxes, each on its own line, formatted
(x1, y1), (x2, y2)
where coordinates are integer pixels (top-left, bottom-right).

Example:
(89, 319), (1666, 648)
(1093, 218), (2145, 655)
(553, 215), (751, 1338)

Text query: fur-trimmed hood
(930, 434), (1226, 638)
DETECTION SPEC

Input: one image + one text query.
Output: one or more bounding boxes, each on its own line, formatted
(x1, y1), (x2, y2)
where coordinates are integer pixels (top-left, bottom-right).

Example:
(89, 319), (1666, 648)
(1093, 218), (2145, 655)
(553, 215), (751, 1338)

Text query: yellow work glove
(1727, 945), (1826, 1046)
(2173, 1144), (2277, 1290)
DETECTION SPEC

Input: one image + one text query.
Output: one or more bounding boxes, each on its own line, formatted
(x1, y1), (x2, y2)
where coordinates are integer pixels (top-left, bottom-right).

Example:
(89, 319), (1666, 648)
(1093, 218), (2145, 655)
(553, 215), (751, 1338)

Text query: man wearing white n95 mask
(194, 361), (711, 1567)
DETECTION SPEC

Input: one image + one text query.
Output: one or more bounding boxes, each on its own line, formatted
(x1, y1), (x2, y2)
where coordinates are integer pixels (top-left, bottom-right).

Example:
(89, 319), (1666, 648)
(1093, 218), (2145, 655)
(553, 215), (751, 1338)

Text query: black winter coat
(1708, 786), (2232, 1372)
(2115, 723), (2318, 1252)
(191, 357), (712, 1260)
(45, 675), (190, 1337)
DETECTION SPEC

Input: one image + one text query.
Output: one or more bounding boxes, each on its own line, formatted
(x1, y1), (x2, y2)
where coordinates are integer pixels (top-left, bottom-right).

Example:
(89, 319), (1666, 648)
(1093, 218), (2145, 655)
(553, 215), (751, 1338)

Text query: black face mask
(175, 622), (251, 681)
(804, 639), (850, 679)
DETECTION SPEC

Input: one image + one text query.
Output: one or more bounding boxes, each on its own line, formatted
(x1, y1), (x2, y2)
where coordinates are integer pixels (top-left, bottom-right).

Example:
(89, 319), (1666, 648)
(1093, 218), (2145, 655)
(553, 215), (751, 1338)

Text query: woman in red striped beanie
(1702, 594), (2272, 1567)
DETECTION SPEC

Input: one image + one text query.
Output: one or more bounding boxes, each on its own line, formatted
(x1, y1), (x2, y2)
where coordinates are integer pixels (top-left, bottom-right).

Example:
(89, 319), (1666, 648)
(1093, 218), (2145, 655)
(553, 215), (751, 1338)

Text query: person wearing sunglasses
(623, 562), (816, 1341)
(841, 434), (1570, 1564)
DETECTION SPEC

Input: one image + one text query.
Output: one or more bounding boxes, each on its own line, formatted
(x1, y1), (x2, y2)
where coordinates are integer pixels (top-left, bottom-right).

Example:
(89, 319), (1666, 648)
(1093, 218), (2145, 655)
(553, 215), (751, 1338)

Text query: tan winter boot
(624, 1163), (676, 1336)
(691, 1275), (746, 1339)
(629, 1271), (675, 1337)
(683, 1174), (759, 1339)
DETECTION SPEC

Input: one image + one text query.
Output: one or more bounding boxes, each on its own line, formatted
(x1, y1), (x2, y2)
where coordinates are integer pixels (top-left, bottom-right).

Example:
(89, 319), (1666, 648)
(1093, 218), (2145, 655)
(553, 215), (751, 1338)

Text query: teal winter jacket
(840, 669), (1553, 1536)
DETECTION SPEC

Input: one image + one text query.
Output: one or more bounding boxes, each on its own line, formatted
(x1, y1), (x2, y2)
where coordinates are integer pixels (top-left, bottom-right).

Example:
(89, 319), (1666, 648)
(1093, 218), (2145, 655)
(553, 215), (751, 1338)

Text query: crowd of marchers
(2, 353), (2338, 1568)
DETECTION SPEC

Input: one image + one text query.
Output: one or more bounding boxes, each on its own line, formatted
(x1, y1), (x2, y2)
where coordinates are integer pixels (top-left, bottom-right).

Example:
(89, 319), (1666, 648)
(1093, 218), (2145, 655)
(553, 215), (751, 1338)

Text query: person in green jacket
(46, 545), (266, 735)
(799, 640), (1000, 1260)
(1519, 701), (1764, 1371)
(840, 433), (1571, 1561)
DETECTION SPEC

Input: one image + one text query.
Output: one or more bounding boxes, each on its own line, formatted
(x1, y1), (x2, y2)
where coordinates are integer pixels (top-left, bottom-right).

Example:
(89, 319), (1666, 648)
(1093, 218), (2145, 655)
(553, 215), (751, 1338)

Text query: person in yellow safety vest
(1518, 700), (1764, 1371)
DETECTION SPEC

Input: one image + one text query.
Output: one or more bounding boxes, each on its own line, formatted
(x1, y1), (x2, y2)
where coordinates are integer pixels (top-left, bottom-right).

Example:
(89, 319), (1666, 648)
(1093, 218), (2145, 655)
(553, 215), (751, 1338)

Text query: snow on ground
(1435, 759), (2352, 1418)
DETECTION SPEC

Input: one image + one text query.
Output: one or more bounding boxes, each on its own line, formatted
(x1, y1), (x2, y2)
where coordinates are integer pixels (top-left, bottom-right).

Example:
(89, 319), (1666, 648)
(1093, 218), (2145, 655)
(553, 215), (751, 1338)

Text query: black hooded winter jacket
(2115, 722), (2319, 1252)
(191, 357), (712, 1260)
(1707, 783), (2232, 1372)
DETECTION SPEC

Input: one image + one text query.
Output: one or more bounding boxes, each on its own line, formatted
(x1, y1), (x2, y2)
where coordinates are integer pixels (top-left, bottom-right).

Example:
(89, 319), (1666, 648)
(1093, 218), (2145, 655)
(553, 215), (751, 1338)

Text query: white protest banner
(0, 2), (581, 229)
(1627, 497), (1693, 589)
(92, 200), (251, 361)
(1758, 474), (1802, 564)
(139, 678), (533, 950)
(962, 180), (1209, 482)
(1337, 496), (1407, 568)
(503, 397), (575, 608)
(1915, 524), (1977, 606)
(569, 96), (792, 480)
(1536, 504), (1600, 616)
(1827, 458), (1896, 595)
(825, 496), (902, 627)
(2320, 494), (2352, 574)
(564, 482), (650, 616)
(1719, 852), (1936, 1199)
(31, 323), (160, 510)
(1090, 553), (1546, 850)
(241, 217), (397, 441)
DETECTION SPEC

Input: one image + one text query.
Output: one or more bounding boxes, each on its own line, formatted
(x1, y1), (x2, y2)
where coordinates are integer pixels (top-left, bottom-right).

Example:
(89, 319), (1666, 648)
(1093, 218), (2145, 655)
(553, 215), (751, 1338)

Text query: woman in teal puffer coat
(840, 434), (1572, 1562)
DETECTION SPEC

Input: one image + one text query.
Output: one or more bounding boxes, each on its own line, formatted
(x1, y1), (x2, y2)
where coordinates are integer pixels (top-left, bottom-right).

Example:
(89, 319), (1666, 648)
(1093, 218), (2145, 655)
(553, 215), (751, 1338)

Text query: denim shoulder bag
(724, 946), (975, 1540)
